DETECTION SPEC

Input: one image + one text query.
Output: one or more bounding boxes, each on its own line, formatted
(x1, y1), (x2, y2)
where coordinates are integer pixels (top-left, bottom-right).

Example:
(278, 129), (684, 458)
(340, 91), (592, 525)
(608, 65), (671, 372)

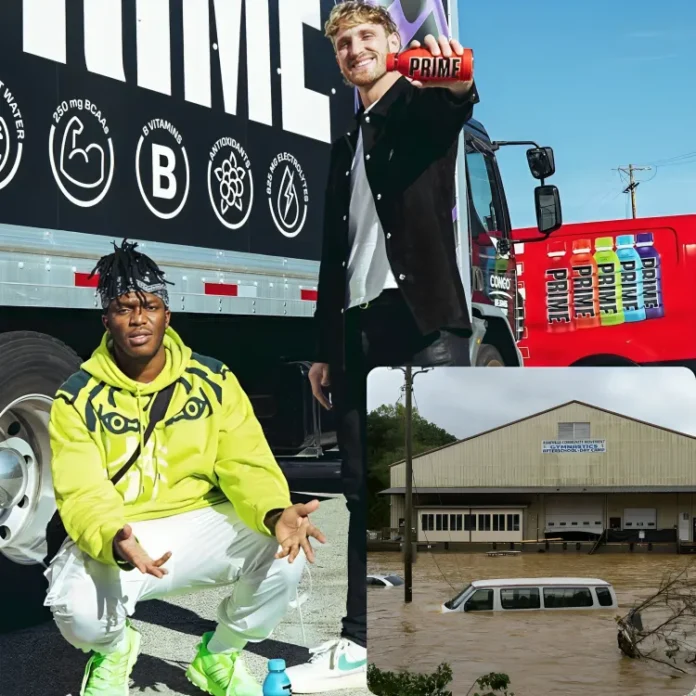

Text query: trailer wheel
(0, 331), (82, 633)
(476, 344), (505, 367)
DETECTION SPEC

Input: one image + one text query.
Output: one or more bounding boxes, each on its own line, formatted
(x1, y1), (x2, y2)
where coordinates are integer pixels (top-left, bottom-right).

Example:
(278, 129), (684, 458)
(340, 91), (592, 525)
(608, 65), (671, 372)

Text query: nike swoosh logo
(338, 654), (367, 671)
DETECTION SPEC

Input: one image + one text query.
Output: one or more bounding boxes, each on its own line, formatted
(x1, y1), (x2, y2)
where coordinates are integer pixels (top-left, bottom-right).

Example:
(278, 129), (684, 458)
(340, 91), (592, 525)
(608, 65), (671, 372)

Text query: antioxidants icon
(207, 137), (254, 230)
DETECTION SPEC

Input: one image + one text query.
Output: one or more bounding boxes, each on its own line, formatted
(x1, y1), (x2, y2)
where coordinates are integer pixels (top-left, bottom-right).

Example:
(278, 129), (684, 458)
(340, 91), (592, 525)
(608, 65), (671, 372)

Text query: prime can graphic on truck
(544, 232), (664, 333)
(513, 215), (696, 368)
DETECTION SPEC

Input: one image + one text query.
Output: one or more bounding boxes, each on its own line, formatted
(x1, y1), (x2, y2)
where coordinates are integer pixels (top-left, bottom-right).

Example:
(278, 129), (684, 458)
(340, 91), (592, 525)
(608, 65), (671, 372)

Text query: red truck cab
(512, 214), (696, 369)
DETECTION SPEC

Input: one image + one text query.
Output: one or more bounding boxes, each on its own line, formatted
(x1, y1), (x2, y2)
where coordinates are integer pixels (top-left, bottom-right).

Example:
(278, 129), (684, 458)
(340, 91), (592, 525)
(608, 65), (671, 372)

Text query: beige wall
(390, 403), (696, 489)
(387, 493), (696, 540)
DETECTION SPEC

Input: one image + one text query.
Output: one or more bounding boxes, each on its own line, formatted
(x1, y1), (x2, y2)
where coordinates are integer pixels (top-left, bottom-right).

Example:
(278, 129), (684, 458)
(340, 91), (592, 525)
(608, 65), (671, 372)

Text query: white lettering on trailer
(0, 80), (25, 190)
(23, 0), (66, 64)
(84, 0), (126, 83)
(22, 0), (331, 143)
(278, 0), (331, 144)
(136, 0), (172, 96)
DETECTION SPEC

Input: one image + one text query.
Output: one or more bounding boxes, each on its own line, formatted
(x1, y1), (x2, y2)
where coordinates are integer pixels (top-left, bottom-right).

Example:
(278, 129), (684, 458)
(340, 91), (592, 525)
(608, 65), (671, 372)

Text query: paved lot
(0, 495), (372, 696)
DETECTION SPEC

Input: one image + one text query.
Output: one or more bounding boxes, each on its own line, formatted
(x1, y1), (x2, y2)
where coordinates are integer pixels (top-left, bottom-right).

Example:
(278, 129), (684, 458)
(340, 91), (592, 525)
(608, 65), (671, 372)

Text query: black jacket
(315, 76), (479, 365)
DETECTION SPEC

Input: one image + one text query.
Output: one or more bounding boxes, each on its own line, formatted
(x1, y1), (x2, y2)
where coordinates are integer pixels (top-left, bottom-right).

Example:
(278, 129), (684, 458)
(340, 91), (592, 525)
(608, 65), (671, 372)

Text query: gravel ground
(0, 495), (372, 696)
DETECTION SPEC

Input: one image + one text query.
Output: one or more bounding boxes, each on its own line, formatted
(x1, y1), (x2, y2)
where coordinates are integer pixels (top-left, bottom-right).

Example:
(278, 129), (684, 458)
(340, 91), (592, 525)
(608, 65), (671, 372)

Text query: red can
(386, 47), (474, 83)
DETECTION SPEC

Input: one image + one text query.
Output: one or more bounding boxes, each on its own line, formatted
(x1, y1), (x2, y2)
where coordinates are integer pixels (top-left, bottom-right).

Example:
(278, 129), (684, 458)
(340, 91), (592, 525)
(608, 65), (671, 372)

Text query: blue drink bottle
(263, 659), (292, 695)
(615, 234), (646, 322)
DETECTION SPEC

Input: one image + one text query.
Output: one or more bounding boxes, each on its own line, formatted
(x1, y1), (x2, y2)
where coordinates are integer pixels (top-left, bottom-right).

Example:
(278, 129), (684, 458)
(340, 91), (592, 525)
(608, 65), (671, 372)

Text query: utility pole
(399, 364), (430, 604)
(616, 164), (651, 219)
(404, 365), (413, 604)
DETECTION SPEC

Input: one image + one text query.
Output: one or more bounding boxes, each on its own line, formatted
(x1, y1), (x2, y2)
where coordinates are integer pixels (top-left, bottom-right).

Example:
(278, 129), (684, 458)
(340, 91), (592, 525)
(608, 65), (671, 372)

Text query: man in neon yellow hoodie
(44, 240), (326, 696)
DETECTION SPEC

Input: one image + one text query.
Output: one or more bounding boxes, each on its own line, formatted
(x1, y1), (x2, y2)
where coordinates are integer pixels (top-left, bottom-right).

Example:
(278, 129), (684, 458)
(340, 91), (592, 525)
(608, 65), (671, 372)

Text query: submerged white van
(441, 577), (618, 613)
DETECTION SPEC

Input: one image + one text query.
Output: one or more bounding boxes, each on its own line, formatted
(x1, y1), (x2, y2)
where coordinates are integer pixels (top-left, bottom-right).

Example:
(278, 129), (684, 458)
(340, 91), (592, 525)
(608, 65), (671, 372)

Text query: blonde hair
(324, 1), (399, 46)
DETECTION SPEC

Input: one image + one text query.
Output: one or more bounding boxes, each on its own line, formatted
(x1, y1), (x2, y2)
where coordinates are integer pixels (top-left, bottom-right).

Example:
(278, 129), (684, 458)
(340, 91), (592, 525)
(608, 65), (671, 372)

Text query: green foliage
(367, 662), (454, 696)
(469, 672), (515, 696)
(367, 663), (514, 696)
(367, 403), (457, 529)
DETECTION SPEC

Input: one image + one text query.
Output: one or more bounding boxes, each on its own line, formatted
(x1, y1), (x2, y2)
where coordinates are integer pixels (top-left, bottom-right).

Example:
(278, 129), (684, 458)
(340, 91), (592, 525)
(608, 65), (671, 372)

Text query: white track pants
(43, 502), (305, 655)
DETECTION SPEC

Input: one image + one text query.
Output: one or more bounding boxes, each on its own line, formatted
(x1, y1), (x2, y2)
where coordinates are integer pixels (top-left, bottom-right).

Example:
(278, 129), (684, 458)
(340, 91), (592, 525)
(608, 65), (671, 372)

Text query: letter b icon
(152, 143), (176, 200)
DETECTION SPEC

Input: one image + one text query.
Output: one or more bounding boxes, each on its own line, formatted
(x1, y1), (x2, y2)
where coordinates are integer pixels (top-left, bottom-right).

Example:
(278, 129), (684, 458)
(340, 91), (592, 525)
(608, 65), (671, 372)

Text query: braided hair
(90, 239), (173, 312)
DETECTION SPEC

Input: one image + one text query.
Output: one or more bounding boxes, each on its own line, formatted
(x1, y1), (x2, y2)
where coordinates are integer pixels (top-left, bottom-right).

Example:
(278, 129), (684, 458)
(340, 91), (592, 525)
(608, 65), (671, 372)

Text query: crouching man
(44, 240), (325, 696)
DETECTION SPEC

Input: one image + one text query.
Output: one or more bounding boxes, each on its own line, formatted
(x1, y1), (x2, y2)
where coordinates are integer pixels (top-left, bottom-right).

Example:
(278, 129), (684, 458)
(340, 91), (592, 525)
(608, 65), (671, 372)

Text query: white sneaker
(285, 638), (367, 693)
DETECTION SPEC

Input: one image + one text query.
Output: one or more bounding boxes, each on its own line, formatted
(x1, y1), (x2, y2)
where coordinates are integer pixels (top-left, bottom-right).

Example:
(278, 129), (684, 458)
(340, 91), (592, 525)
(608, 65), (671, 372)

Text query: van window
(595, 587), (614, 607)
(465, 589), (494, 611)
(500, 588), (541, 610)
(543, 587), (594, 608)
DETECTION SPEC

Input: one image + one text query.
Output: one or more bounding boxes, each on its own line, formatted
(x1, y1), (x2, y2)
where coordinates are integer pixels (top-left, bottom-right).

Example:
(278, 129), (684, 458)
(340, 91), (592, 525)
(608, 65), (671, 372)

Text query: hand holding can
(387, 35), (474, 86)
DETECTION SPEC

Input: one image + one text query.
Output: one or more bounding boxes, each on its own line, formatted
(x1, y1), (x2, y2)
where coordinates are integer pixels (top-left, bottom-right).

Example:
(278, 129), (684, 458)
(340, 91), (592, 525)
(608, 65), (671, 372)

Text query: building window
(493, 514), (506, 531)
(436, 515), (442, 531)
(422, 514), (434, 532)
(478, 514), (491, 531)
(507, 514), (520, 532)
(500, 588), (541, 610)
(464, 514), (477, 531)
(543, 587), (594, 608)
(441, 514), (449, 531)
(451, 514), (463, 531)
(465, 588), (494, 611)
(558, 422), (591, 440)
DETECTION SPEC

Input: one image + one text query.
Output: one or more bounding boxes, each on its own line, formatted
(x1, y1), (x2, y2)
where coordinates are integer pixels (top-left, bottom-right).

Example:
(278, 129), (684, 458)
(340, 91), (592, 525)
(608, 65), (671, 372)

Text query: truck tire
(0, 331), (82, 633)
(476, 344), (505, 367)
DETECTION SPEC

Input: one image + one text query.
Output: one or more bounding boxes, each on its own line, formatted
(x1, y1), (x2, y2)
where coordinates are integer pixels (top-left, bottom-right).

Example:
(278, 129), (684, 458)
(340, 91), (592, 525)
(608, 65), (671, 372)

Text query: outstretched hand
(408, 34), (473, 94)
(273, 499), (327, 564)
(113, 524), (172, 578)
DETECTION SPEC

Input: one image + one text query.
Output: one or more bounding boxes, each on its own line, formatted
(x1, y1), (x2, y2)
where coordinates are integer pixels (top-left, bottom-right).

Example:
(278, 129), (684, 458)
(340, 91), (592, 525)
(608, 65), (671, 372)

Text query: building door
(679, 512), (690, 542)
(623, 508), (657, 531)
(545, 496), (604, 536)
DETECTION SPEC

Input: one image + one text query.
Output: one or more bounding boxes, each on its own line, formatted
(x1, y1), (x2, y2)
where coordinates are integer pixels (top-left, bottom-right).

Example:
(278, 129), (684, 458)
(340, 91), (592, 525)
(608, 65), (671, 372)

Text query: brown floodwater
(368, 552), (696, 696)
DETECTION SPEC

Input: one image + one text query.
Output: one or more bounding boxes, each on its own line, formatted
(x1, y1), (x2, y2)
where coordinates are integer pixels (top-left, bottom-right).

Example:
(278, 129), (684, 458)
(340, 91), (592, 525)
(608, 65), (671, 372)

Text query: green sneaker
(186, 632), (262, 696)
(80, 622), (141, 696)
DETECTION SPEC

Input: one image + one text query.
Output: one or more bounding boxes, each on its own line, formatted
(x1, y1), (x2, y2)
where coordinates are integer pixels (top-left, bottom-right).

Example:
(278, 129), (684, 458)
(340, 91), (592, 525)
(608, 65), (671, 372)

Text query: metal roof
(380, 486), (696, 495)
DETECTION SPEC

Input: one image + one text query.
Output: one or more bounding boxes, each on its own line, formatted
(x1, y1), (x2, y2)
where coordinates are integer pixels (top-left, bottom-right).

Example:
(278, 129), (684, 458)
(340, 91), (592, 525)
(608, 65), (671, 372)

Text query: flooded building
(380, 401), (696, 547)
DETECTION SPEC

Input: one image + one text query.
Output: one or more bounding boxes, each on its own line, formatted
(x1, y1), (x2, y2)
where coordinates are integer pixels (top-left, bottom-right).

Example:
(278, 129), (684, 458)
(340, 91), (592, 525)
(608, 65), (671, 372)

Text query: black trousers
(332, 290), (470, 647)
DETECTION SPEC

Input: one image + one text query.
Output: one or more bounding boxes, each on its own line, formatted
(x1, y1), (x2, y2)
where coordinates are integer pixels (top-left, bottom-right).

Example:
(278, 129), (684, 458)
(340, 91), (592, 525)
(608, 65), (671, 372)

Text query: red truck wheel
(0, 331), (81, 632)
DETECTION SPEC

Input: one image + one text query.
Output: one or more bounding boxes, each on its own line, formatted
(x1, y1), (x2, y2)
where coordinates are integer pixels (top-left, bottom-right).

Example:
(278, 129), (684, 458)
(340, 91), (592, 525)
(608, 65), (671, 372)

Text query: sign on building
(541, 439), (607, 454)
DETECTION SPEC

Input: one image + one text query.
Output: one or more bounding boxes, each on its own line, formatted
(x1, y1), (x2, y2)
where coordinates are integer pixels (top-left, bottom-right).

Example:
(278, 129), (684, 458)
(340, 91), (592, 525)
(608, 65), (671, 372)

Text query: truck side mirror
(527, 147), (555, 180)
(535, 185), (562, 235)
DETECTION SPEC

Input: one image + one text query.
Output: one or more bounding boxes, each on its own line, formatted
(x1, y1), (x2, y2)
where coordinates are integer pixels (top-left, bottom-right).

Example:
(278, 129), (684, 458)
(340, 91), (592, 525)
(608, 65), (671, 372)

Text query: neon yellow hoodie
(48, 327), (292, 566)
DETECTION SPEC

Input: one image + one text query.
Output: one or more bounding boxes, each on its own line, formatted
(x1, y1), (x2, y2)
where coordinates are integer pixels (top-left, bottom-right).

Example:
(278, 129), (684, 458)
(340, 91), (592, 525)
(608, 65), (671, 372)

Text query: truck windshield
(465, 141), (506, 239)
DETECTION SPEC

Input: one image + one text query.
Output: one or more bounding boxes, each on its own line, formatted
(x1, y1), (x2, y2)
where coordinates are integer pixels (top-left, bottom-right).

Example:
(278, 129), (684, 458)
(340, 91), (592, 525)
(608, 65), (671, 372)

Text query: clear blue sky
(460, 0), (696, 228)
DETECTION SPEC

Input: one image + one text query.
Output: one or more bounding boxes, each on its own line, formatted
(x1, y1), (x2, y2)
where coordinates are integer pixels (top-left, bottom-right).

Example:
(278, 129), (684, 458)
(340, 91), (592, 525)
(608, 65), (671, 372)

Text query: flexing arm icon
(59, 116), (105, 189)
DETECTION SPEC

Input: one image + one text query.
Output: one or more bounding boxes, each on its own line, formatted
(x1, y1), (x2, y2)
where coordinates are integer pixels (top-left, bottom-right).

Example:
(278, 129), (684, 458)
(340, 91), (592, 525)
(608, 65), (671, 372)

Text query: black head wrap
(90, 239), (173, 312)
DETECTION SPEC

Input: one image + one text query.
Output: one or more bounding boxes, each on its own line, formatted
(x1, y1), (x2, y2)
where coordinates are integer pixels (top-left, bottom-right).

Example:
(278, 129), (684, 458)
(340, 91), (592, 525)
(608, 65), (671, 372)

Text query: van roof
(470, 577), (611, 588)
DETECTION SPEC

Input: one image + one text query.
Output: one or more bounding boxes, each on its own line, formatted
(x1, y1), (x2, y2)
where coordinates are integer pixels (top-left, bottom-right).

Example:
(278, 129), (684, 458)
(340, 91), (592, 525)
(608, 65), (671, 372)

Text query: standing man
(291, 2), (478, 692)
(45, 240), (325, 696)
